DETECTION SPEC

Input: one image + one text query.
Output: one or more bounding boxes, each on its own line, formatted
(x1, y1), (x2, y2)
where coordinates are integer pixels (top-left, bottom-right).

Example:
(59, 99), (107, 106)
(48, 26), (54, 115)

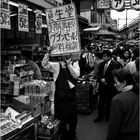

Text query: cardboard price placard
(0, 0), (11, 29)
(18, 3), (29, 32)
(36, 10), (42, 34)
(46, 3), (81, 56)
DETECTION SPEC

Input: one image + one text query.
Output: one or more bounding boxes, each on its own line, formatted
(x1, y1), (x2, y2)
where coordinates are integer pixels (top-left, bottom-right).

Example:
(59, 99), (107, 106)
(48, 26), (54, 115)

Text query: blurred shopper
(42, 47), (80, 140)
(133, 57), (140, 85)
(21, 50), (42, 80)
(125, 47), (139, 74)
(106, 69), (139, 140)
(94, 50), (120, 123)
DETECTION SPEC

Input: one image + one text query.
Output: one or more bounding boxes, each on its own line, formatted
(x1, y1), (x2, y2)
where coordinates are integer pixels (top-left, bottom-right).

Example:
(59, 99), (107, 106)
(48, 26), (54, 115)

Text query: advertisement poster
(0, 0), (11, 29)
(18, 3), (29, 32)
(46, 3), (81, 56)
(97, 0), (110, 9)
(111, 0), (125, 11)
(130, 0), (140, 10)
(36, 9), (42, 34)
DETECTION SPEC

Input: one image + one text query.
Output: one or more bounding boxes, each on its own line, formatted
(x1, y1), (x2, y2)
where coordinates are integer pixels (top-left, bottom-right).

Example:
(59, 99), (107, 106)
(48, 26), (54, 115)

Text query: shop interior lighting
(9, 1), (32, 11)
(9, 1), (46, 16)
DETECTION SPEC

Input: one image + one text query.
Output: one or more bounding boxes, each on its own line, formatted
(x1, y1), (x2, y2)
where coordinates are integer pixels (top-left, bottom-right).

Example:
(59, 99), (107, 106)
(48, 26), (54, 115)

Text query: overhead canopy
(83, 26), (101, 32)
(27, 0), (54, 9)
(94, 30), (117, 35)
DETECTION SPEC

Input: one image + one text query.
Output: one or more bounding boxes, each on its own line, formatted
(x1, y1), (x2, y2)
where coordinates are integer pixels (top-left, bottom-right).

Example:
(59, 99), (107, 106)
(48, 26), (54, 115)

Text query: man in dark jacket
(94, 50), (120, 122)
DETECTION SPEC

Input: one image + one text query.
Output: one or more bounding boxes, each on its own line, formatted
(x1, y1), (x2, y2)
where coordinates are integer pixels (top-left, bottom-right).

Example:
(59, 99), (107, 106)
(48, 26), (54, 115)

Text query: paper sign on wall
(18, 3), (29, 32)
(36, 9), (42, 34)
(0, 0), (11, 29)
(46, 3), (81, 56)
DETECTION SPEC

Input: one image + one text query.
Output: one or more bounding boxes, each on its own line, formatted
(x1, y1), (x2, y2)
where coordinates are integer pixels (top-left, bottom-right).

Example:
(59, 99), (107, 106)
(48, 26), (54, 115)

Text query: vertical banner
(18, 3), (29, 32)
(0, 0), (11, 29)
(97, 0), (110, 9)
(36, 10), (42, 34)
(46, 3), (81, 56)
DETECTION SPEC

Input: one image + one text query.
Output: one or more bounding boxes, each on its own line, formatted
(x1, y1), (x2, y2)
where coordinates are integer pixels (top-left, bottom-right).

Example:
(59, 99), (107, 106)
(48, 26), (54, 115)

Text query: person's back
(28, 60), (42, 79)
(21, 50), (42, 80)
(111, 91), (139, 140)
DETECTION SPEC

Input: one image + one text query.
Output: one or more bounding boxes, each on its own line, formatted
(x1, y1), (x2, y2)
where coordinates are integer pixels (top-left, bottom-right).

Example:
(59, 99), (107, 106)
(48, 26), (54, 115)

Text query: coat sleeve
(67, 61), (80, 79)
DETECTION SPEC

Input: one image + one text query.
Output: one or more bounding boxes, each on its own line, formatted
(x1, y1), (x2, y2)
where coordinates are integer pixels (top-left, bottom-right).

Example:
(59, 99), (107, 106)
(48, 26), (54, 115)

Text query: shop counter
(1, 114), (41, 140)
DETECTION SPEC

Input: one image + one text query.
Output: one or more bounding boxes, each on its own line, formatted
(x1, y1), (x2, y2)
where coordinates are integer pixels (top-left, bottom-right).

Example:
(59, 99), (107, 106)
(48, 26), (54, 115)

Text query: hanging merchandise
(36, 9), (42, 34)
(0, 0), (11, 29)
(18, 3), (29, 32)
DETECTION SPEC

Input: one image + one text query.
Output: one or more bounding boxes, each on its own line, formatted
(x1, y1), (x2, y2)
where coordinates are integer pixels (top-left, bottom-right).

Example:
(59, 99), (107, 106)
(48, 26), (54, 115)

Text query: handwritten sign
(18, 3), (29, 32)
(130, 0), (140, 10)
(97, 0), (110, 9)
(111, 0), (125, 11)
(0, 0), (11, 29)
(36, 10), (42, 34)
(46, 4), (81, 56)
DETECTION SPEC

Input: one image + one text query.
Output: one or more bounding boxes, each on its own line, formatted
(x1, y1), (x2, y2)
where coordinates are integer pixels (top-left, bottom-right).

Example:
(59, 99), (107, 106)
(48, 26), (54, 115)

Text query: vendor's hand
(47, 46), (54, 53)
(101, 78), (106, 83)
(66, 58), (72, 65)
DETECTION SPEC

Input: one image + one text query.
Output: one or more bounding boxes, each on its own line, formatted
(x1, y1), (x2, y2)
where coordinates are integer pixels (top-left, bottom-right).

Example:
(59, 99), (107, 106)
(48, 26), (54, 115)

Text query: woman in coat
(106, 68), (139, 140)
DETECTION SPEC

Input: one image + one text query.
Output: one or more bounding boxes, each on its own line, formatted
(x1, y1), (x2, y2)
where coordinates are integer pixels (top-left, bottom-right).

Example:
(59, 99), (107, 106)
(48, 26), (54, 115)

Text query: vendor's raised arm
(41, 47), (59, 81)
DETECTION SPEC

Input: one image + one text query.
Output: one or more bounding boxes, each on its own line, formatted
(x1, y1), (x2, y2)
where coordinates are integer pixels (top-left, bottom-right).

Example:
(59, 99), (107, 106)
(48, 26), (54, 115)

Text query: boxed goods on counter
(24, 80), (52, 95)
(37, 115), (60, 140)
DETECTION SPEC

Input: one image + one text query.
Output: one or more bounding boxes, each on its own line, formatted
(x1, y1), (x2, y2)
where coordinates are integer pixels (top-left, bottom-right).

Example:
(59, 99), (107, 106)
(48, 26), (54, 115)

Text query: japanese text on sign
(130, 0), (140, 10)
(0, 0), (11, 29)
(18, 3), (29, 32)
(46, 4), (80, 56)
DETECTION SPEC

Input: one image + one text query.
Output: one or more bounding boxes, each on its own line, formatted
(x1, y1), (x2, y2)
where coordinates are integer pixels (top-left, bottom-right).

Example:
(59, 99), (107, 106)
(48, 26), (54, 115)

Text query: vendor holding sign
(42, 4), (80, 140)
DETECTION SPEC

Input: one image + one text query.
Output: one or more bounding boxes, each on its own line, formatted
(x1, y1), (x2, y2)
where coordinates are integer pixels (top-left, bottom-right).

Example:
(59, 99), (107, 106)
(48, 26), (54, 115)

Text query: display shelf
(1, 114), (41, 140)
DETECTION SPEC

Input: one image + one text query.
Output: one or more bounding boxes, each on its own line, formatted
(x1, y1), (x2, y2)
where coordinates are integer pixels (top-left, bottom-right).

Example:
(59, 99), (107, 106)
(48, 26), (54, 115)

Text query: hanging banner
(130, 0), (140, 10)
(0, 0), (11, 29)
(46, 3), (81, 56)
(18, 3), (29, 32)
(111, 0), (125, 11)
(97, 0), (110, 9)
(36, 10), (42, 34)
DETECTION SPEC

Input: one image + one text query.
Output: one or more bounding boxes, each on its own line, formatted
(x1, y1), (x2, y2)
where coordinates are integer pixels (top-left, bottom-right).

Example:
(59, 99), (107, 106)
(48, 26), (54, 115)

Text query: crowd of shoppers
(40, 42), (139, 140)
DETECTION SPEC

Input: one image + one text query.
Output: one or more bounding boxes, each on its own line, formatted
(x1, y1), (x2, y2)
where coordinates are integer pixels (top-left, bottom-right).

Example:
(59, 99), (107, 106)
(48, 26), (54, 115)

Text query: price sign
(46, 3), (81, 56)
(36, 10), (42, 34)
(0, 0), (11, 29)
(18, 3), (29, 32)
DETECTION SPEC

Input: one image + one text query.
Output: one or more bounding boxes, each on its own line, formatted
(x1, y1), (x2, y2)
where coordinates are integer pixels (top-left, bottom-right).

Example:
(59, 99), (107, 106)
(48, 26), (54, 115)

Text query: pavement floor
(77, 108), (109, 140)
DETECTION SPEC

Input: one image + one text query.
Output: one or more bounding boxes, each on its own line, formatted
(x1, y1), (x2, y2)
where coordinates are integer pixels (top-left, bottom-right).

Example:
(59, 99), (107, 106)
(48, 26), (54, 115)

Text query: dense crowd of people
(41, 42), (139, 140)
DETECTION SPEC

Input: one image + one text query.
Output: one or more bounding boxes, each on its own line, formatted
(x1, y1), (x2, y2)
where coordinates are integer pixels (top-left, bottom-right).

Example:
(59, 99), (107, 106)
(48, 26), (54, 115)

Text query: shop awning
(94, 30), (117, 35)
(27, 0), (54, 9)
(83, 26), (101, 32)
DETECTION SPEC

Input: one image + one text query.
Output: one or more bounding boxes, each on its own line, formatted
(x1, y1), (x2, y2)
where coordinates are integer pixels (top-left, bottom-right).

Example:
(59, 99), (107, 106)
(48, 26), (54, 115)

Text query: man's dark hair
(103, 50), (112, 57)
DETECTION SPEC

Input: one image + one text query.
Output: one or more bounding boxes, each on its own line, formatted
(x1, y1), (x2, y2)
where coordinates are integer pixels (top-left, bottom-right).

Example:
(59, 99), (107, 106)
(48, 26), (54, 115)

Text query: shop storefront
(1, 0), (61, 140)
